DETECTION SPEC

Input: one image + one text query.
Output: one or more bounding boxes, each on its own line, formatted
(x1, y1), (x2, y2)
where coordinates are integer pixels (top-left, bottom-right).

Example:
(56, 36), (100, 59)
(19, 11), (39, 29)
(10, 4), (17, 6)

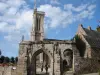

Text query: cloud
(0, 0), (96, 56)
(38, 4), (96, 28)
(0, 0), (33, 42)
(87, 4), (96, 11)
(64, 4), (88, 12)
(38, 4), (72, 28)
(0, 1), (96, 42)
(50, 0), (60, 5)
(0, 0), (96, 43)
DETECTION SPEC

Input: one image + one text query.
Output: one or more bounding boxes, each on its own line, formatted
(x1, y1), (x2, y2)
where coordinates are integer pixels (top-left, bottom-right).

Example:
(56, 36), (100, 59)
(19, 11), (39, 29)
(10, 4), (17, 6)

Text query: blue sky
(0, 0), (100, 57)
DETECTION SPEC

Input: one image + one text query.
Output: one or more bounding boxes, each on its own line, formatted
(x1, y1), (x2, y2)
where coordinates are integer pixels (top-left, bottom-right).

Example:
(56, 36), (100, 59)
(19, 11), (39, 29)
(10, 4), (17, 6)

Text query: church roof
(83, 28), (100, 48)
(84, 28), (100, 37)
(44, 38), (63, 41)
(43, 38), (75, 44)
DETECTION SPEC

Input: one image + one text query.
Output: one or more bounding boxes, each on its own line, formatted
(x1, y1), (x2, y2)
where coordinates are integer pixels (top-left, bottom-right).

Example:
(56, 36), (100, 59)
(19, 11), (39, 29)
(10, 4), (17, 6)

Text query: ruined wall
(0, 66), (17, 75)
(91, 48), (100, 60)
(17, 42), (29, 75)
(72, 42), (100, 75)
(74, 56), (100, 75)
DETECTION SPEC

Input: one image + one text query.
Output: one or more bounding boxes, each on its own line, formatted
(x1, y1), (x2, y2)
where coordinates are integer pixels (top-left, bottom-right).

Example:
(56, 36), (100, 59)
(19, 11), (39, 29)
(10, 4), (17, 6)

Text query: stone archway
(63, 49), (73, 72)
(31, 49), (53, 75)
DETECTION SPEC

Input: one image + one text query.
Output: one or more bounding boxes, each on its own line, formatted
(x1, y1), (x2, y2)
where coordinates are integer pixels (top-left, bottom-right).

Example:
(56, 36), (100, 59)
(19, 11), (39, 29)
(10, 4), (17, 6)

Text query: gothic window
(36, 16), (38, 31)
(38, 16), (41, 31)
(63, 49), (73, 70)
(63, 49), (73, 57)
(36, 16), (41, 31)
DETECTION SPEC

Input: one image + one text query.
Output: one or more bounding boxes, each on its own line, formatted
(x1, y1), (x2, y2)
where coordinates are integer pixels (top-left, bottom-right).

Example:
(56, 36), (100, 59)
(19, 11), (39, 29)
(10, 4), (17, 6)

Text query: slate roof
(83, 28), (100, 48)
(84, 28), (100, 37)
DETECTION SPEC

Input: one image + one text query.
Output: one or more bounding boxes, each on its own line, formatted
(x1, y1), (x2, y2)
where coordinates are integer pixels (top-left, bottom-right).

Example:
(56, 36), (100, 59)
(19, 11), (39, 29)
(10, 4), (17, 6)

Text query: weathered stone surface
(0, 66), (17, 75)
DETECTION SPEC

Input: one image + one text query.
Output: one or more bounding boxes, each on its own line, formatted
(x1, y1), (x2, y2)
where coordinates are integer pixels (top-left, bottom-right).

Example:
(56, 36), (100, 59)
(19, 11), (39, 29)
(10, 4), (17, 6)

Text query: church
(16, 1), (100, 75)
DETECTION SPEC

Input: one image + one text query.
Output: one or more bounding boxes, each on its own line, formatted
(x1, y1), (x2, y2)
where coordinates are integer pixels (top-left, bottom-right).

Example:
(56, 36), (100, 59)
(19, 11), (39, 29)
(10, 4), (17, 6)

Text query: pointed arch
(30, 49), (53, 75)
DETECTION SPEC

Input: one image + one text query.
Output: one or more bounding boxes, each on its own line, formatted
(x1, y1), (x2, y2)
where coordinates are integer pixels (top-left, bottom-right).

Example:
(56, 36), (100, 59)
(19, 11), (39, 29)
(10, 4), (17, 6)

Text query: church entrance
(31, 49), (52, 75)
(36, 52), (50, 75)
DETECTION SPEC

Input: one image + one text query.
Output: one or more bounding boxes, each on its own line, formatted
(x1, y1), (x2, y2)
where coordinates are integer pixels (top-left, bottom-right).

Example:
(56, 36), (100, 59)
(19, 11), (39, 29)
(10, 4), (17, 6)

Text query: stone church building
(16, 2), (100, 75)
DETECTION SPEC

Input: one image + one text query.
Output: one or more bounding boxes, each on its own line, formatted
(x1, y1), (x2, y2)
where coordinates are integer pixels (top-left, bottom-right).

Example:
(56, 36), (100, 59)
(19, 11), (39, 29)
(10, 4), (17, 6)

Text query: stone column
(54, 54), (61, 75)
(72, 44), (80, 74)
(24, 56), (27, 75)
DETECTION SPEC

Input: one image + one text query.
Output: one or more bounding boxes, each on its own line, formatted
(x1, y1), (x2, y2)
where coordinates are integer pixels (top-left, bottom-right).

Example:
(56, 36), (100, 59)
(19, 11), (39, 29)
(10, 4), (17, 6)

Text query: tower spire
(34, 0), (37, 10)
(31, 0), (45, 42)
(21, 35), (24, 42)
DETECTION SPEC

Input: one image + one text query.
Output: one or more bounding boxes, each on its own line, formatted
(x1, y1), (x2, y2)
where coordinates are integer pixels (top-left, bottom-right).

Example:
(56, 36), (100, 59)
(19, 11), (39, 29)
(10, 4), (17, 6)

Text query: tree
(74, 35), (86, 57)
(4, 57), (10, 63)
(0, 56), (5, 63)
(0, 49), (1, 56)
(10, 57), (15, 64)
(15, 57), (18, 63)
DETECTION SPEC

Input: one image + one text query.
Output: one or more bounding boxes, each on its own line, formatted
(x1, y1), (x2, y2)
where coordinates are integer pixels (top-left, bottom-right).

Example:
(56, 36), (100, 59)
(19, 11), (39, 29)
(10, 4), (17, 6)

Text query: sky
(0, 0), (100, 57)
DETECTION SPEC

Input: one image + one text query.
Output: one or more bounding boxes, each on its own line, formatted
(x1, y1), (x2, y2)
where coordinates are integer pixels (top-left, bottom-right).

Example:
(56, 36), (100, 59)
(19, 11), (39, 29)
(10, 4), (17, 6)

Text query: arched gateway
(31, 49), (53, 75)
(16, 0), (76, 75)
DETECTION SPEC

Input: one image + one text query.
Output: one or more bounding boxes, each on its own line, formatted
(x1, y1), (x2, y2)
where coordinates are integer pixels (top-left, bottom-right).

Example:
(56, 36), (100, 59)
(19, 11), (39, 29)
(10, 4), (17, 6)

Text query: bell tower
(31, 0), (45, 41)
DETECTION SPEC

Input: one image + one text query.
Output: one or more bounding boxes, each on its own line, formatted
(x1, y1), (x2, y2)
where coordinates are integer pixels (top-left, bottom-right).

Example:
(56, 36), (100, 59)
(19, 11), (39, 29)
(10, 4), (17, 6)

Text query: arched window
(63, 49), (73, 57)
(63, 49), (73, 71)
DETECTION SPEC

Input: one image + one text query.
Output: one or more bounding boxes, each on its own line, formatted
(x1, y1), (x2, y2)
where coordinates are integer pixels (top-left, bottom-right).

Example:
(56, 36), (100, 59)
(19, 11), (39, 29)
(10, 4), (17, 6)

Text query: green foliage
(0, 50), (1, 55)
(4, 57), (10, 63)
(10, 57), (15, 64)
(0, 56), (5, 63)
(0, 56), (18, 64)
(71, 35), (80, 41)
(15, 57), (18, 63)
(74, 35), (80, 40)
(74, 35), (86, 57)
(98, 69), (100, 75)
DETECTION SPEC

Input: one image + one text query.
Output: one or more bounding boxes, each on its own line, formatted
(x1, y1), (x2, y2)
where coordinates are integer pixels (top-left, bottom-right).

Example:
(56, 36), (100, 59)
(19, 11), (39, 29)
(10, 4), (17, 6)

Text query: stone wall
(74, 56), (100, 75)
(91, 48), (100, 59)
(0, 66), (17, 75)
(0, 66), (11, 75)
(82, 73), (99, 75)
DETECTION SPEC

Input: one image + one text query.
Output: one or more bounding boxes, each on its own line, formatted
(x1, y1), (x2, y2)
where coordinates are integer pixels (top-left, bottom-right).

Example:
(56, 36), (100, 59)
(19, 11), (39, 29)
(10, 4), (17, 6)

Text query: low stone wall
(0, 66), (17, 75)
(82, 73), (99, 75)
(0, 66), (12, 75)
(74, 56), (100, 75)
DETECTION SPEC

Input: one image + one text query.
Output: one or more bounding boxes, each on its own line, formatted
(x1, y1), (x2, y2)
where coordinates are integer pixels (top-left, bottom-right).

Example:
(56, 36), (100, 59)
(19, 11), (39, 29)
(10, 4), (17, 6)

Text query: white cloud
(0, 0), (97, 56)
(38, 4), (96, 28)
(0, 0), (96, 43)
(64, 4), (88, 12)
(15, 10), (33, 29)
(88, 5), (96, 11)
(0, 2), (8, 11)
(38, 5), (73, 28)
(0, 0), (33, 42)
(50, 0), (60, 5)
